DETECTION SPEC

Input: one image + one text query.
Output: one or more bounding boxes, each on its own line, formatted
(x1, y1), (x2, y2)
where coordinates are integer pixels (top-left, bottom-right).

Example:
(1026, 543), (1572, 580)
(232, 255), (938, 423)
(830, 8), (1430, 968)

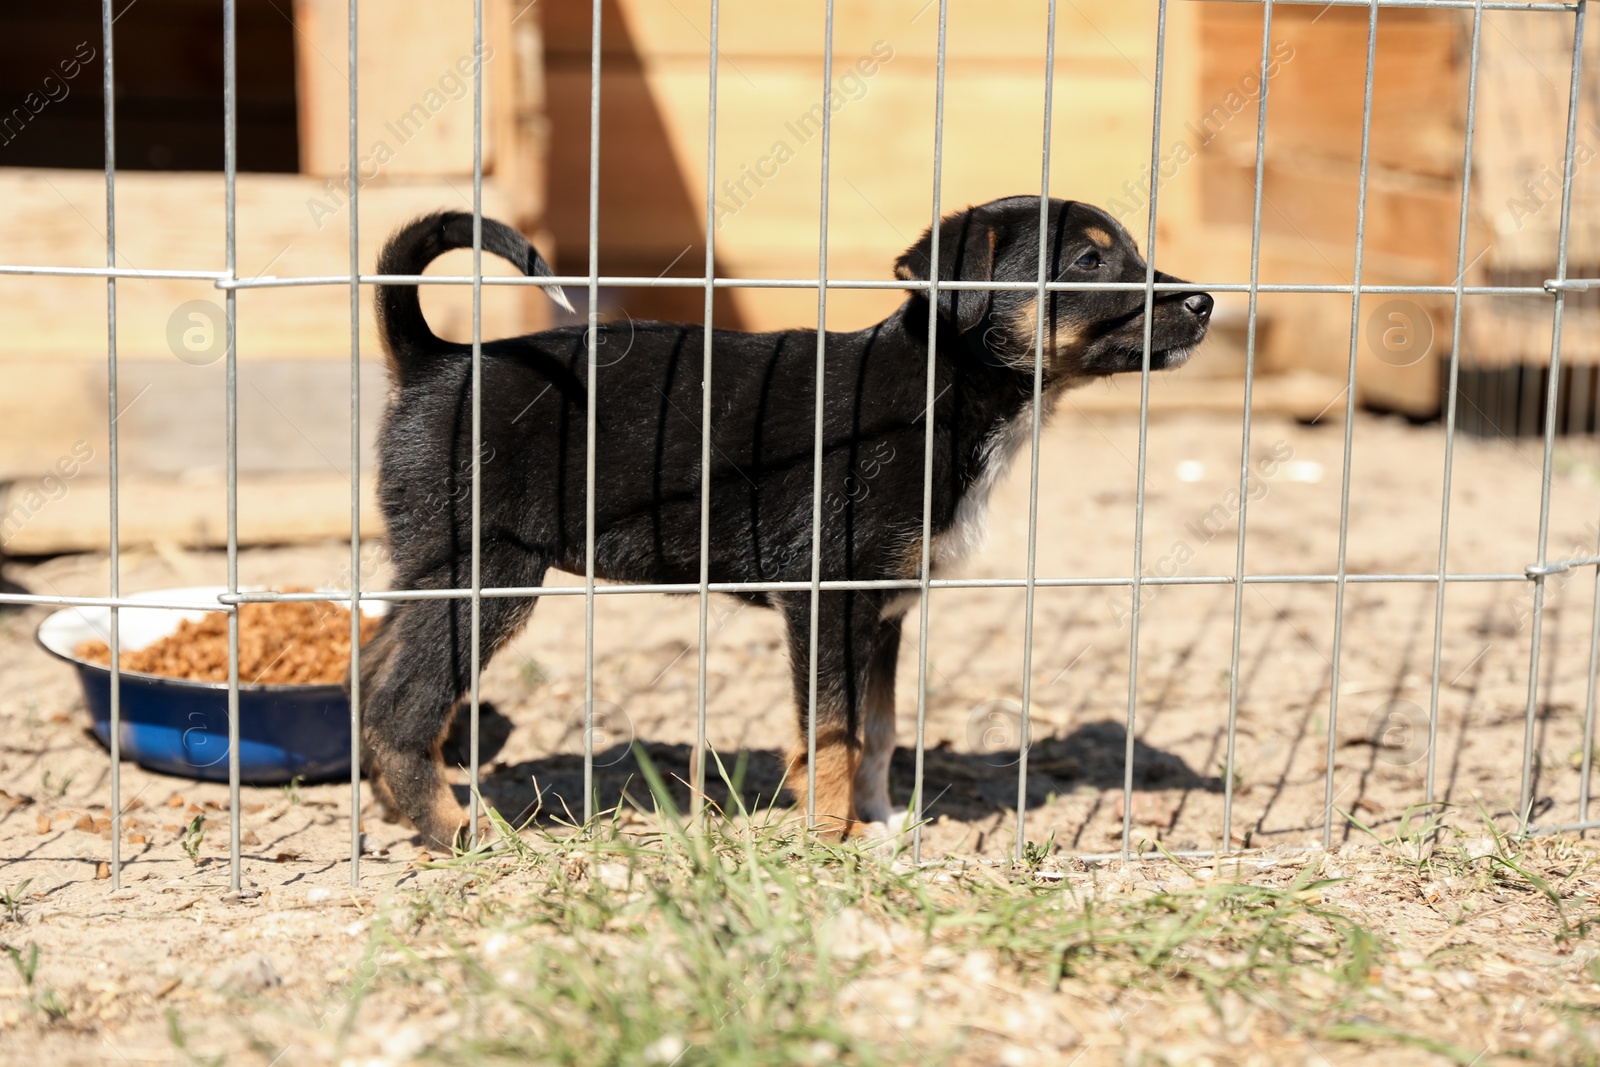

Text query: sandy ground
(4, 408), (1600, 1062)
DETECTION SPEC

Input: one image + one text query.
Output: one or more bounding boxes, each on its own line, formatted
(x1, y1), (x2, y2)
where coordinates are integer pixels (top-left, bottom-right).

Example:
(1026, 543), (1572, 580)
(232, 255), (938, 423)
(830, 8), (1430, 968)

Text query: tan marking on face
(1050, 322), (1086, 356)
(1013, 296), (1038, 347)
(1086, 227), (1114, 249)
(1006, 295), (1093, 370)
(895, 261), (918, 281)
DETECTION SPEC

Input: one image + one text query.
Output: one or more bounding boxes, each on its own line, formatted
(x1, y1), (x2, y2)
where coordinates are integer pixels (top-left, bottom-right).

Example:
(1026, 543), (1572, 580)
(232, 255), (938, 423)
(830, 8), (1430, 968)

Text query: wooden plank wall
(541, 1), (1205, 333)
(1198, 5), (1600, 412)
(0, 0), (562, 551)
(0, 0), (553, 483)
(1465, 8), (1600, 371)
(1196, 6), (1474, 417)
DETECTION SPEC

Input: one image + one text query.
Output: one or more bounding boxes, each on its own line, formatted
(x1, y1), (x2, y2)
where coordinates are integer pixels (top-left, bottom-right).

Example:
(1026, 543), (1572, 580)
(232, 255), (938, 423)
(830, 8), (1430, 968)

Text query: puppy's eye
(1074, 251), (1101, 270)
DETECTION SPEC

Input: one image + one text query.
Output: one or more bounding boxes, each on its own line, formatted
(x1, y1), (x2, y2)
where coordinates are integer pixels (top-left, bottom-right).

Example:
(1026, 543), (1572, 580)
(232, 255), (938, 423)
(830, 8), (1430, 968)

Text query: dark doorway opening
(0, 0), (299, 173)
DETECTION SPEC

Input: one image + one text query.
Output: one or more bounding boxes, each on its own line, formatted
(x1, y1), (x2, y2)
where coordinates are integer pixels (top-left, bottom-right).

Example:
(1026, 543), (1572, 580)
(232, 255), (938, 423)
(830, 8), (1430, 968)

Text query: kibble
(76, 596), (380, 686)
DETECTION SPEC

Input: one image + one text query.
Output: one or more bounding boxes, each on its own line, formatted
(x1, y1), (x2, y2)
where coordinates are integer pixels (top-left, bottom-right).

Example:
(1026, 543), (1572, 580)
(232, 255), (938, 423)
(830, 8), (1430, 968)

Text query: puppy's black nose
(1184, 293), (1214, 322)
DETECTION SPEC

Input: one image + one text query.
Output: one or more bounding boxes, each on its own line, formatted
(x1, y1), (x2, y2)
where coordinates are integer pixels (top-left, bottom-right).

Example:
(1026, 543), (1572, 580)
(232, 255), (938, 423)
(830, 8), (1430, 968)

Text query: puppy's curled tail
(375, 211), (574, 385)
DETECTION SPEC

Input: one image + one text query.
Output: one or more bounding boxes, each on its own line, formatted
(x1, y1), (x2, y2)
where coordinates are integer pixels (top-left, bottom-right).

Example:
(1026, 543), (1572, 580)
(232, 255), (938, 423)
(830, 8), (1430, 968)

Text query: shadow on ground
(459, 714), (1224, 828)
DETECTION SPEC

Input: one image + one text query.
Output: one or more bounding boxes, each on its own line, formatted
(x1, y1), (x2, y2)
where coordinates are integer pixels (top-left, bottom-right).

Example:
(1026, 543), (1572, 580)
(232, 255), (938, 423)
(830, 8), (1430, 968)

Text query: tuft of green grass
(1340, 802), (1600, 943)
(1, 879), (32, 923)
(39, 767), (74, 799)
(181, 813), (205, 864)
(5, 941), (67, 1020)
(270, 751), (1393, 1065)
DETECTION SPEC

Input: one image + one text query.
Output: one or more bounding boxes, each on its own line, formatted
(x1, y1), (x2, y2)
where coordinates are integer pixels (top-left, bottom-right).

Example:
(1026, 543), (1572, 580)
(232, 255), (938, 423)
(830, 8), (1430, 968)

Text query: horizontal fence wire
(0, 264), (1590, 295)
(1, 0), (1587, 888)
(0, 567), (1570, 611)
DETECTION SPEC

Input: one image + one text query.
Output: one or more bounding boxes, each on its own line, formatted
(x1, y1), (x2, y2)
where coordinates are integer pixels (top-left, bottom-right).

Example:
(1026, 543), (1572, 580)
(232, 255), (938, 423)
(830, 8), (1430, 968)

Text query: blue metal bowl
(36, 586), (383, 785)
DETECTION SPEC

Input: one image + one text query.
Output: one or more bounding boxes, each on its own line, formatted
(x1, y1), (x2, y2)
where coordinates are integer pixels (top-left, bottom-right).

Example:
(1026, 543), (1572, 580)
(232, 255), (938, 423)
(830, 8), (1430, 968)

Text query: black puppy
(361, 195), (1211, 849)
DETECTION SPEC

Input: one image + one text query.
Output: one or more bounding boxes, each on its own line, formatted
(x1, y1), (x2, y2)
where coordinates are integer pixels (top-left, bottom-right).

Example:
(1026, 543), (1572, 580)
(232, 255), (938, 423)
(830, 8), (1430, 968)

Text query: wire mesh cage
(1, 0), (1597, 894)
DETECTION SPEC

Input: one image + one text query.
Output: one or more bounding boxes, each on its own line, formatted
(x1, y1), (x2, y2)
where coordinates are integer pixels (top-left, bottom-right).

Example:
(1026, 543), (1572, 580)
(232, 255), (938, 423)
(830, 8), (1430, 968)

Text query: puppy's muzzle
(1183, 293), (1214, 324)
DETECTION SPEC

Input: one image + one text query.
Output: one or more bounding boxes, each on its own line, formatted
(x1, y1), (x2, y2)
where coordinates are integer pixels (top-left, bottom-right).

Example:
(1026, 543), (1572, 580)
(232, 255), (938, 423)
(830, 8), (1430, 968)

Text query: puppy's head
(895, 196), (1212, 381)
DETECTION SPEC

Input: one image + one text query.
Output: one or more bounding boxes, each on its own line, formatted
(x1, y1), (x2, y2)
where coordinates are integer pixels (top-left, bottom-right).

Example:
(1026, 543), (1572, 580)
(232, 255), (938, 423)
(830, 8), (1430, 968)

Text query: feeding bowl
(36, 586), (384, 784)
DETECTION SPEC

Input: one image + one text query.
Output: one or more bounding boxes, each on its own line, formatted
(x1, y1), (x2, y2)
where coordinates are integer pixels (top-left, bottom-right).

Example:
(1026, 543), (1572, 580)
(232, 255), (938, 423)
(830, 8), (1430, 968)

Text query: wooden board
(1473, 9), (1600, 273)
(293, 0), (496, 179)
(541, 0), (1203, 333)
(0, 167), (533, 366)
(1200, 6), (1466, 182)
(1, 472), (382, 556)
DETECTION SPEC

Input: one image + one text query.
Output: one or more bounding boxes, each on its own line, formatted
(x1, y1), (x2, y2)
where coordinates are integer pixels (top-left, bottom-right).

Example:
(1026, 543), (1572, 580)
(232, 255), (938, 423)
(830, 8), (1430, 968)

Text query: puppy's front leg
(783, 593), (891, 840)
(852, 616), (903, 828)
(788, 725), (862, 840)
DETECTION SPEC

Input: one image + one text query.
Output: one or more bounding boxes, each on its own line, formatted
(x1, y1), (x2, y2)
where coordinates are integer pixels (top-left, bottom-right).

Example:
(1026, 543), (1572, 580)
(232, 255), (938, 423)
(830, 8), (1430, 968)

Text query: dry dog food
(77, 596), (380, 685)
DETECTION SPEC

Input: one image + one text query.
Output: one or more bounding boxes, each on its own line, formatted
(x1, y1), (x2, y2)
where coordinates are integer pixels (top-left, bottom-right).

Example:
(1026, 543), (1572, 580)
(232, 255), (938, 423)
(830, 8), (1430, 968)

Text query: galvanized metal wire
(0, 0), (1595, 884)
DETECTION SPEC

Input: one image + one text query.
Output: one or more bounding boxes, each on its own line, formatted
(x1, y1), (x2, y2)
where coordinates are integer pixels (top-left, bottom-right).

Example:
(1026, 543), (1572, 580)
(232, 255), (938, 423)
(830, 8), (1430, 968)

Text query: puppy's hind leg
(352, 615), (405, 825)
(360, 578), (540, 852)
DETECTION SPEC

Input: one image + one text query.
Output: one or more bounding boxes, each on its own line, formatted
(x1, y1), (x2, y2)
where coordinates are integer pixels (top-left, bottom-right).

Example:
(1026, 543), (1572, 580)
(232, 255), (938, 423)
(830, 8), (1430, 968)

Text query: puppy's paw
(853, 807), (914, 858)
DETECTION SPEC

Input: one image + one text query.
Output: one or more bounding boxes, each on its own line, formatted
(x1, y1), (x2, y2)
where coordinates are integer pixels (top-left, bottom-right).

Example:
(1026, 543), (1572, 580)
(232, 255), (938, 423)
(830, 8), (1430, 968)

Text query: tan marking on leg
(877, 538), (926, 619)
(423, 783), (470, 851)
(425, 727), (476, 851)
(365, 755), (404, 824)
(1086, 226), (1113, 249)
(789, 727), (861, 841)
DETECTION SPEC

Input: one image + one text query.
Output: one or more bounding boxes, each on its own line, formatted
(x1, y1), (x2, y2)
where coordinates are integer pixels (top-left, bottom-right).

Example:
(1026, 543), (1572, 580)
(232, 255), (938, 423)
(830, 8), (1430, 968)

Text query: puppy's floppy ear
(894, 207), (997, 333)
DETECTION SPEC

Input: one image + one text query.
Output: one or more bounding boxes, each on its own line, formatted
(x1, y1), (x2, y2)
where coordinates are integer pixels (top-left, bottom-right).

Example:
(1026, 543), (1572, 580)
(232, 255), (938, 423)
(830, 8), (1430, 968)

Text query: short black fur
(360, 198), (1212, 848)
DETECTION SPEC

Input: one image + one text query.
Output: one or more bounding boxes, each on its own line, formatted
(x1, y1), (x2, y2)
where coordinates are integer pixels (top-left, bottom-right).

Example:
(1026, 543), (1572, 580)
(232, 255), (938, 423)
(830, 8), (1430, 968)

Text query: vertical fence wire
(1221, 0), (1278, 851)
(101, 0), (122, 892)
(1520, 0), (1589, 830)
(346, 0), (363, 882)
(693, 0), (722, 823)
(1321, 0), (1382, 848)
(467, 0), (485, 848)
(584, 0), (603, 826)
(1426, 0), (1487, 809)
(911, 0), (950, 865)
(1116, 0), (1171, 862)
(805, 0), (837, 828)
(1583, 515), (1600, 826)
(1018, 0), (1059, 863)
(223, 0), (242, 893)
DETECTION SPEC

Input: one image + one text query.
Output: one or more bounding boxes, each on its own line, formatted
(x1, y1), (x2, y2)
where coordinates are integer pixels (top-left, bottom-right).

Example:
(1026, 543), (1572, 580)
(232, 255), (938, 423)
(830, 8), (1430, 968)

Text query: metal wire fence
(1, 0), (1596, 893)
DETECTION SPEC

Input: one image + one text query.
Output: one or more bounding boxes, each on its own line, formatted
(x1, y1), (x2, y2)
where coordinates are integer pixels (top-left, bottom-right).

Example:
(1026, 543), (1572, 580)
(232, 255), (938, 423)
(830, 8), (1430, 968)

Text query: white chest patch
(880, 405), (1042, 621)
(929, 405), (1039, 569)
